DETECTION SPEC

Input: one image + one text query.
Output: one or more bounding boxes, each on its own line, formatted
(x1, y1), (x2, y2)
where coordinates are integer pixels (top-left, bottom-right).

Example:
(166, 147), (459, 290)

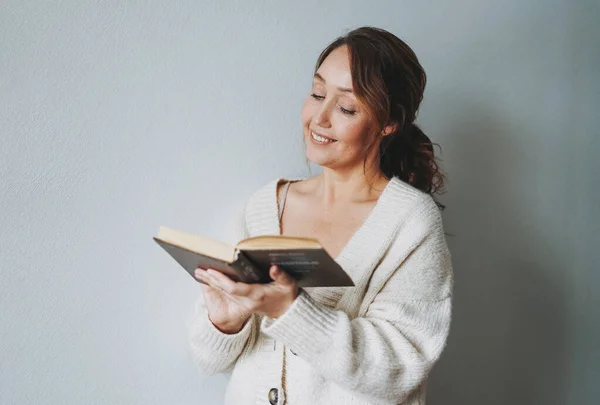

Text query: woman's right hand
(194, 268), (252, 334)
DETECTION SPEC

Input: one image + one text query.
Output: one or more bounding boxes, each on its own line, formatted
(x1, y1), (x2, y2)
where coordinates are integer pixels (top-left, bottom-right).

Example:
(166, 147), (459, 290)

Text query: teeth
(311, 132), (336, 143)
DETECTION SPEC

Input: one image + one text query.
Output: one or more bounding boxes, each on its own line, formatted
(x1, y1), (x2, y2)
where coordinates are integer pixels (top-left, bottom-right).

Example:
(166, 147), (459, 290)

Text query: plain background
(1, 1), (598, 404)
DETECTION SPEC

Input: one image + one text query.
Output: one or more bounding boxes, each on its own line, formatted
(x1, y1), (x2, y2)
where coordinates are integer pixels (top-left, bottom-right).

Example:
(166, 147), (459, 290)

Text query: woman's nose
(314, 103), (332, 128)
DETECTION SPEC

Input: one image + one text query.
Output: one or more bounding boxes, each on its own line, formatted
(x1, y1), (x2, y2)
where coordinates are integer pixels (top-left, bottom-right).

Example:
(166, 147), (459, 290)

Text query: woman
(190, 26), (453, 405)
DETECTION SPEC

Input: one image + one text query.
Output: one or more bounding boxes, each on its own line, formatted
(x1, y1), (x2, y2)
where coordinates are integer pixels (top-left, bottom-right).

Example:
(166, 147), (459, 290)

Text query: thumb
(269, 265), (294, 286)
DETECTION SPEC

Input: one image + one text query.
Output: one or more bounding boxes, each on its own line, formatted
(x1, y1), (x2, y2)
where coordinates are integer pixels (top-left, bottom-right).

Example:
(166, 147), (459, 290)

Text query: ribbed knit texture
(189, 177), (453, 405)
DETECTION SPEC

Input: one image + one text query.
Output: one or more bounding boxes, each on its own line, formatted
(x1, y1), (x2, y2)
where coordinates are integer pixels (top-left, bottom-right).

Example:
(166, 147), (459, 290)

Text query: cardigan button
(268, 388), (278, 405)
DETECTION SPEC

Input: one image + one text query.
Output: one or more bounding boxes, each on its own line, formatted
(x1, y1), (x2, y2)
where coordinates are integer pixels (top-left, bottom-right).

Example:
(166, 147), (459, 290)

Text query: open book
(153, 226), (354, 287)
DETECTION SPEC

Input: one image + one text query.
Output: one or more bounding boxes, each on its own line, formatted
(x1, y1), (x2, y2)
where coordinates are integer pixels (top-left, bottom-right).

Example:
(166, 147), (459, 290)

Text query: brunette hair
(315, 27), (446, 204)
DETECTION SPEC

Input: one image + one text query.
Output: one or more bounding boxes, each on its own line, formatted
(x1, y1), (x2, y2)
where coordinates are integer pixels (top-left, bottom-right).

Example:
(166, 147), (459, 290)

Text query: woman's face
(301, 45), (377, 171)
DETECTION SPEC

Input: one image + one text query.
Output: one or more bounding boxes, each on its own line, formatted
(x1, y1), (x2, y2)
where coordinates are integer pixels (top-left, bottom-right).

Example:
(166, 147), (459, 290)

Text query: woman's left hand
(200, 265), (299, 319)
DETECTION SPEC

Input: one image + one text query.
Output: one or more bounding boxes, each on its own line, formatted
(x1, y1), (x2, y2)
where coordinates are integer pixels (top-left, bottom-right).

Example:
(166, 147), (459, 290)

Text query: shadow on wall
(426, 104), (567, 405)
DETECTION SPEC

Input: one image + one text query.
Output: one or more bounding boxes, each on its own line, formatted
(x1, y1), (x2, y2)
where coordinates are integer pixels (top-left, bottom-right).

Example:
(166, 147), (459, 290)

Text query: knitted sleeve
(188, 301), (258, 375)
(262, 199), (453, 403)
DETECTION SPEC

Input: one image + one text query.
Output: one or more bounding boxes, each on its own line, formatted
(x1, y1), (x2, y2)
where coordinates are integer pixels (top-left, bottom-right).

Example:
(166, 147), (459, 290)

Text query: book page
(237, 235), (322, 250)
(156, 226), (236, 262)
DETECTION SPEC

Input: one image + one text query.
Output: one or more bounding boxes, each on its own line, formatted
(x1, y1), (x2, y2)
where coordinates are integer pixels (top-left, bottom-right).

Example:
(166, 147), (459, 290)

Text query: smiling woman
(188, 27), (453, 405)
(304, 28), (445, 197)
(303, 47), (378, 168)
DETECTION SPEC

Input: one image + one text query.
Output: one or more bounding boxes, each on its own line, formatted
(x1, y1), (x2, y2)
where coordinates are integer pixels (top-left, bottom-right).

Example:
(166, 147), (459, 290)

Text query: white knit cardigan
(189, 177), (454, 405)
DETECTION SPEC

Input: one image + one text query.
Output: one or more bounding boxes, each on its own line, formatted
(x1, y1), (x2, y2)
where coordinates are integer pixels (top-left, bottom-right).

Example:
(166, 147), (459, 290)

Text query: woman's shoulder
(247, 176), (313, 202)
(384, 176), (437, 208)
(381, 177), (445, 232)
(242, 176), (309, 214)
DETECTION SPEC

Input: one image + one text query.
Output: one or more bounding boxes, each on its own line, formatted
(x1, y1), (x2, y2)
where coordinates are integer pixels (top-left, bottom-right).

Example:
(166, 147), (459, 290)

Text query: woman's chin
(305, 148), (333, 168)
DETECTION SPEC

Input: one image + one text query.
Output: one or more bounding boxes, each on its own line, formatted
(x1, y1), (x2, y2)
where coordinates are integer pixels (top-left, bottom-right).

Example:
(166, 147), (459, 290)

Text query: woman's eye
(311, 93), (325, 100)
(340, 106), (356, 115)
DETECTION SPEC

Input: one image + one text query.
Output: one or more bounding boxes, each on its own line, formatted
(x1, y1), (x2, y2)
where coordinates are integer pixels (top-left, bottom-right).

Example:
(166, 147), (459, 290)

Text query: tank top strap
(278, 181), (292, 222)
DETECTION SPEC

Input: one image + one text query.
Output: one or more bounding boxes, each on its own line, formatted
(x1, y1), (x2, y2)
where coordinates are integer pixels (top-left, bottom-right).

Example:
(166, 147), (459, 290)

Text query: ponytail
(379, 123), (446, 205)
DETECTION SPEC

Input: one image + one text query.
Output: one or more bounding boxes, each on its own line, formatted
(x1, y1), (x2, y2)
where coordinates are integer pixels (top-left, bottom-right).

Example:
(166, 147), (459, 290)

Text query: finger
(194, 268), (209, 283)
(197, 269), (227, 290)
(206, 269), (252, 296)
(269, 265), (295, 286)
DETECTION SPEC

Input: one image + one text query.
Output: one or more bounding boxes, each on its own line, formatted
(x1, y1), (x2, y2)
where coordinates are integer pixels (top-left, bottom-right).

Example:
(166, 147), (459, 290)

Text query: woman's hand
(196, 265), (299, 321)
(194, 269), (253, 334)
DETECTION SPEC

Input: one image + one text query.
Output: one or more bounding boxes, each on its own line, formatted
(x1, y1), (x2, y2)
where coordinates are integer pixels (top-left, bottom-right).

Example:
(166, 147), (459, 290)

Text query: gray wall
(1, 1), (598, 404)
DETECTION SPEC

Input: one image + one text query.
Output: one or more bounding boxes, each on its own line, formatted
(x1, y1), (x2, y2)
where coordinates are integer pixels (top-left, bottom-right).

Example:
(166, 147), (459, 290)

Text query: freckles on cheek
(337, 141), (361, 162)
(340, 130), (376, 163)
(341, 123), (371, 149)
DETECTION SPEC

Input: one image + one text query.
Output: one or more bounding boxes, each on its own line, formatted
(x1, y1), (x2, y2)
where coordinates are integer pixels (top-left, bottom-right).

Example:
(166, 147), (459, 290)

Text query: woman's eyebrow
(314, 73), (353, 93)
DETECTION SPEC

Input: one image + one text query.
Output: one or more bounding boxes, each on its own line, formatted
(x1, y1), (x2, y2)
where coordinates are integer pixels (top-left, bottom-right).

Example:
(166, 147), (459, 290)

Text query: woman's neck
(313, 167), (389, 205)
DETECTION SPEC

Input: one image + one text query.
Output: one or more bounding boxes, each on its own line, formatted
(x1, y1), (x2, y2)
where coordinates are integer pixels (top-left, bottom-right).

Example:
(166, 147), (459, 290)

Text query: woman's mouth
(310, 131), (337, 144)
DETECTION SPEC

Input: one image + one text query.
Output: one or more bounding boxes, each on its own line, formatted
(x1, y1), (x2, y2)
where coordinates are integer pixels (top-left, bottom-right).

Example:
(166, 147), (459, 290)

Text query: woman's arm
(188, 201), (258, 375)
(188, 298), (258, 375)
(262, 203), (453, 403)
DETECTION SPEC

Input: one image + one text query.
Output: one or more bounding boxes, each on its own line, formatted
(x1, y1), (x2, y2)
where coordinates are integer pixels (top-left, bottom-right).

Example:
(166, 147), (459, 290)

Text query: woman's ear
(382, 122), (399, 137)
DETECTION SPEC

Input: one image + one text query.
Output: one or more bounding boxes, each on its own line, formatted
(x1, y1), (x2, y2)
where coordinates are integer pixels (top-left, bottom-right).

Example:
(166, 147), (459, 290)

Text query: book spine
(231, 251), (264, 283)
